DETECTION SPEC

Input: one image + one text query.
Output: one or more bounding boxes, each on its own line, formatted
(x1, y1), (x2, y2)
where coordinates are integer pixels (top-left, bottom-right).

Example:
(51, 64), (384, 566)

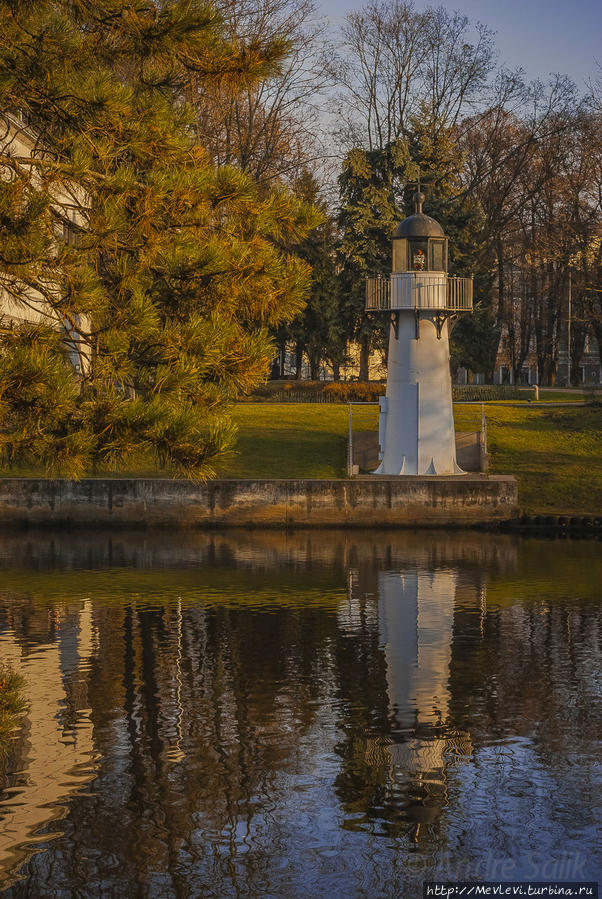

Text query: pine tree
(0, 0), (320, 478)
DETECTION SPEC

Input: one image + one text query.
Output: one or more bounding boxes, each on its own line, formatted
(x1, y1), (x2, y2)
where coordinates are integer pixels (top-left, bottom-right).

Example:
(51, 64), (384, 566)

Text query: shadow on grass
(219, 433), (348, 479)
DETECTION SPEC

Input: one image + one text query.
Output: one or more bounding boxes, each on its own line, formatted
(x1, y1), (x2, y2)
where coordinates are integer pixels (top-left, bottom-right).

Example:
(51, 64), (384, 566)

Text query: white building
(0, 111), (89, 373)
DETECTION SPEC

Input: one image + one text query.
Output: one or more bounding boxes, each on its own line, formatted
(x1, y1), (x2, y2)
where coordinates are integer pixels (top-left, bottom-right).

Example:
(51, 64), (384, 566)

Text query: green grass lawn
(217, 402), (602, 515)
(217, 403), (376, 479)
(536, 389), (588, 403)
(453, 404), (602, 514)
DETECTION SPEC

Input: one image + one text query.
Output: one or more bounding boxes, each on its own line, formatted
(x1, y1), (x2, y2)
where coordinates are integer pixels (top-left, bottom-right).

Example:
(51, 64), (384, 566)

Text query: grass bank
(453, 404), (601, 515)
(216, 403), (601, 515)
(0, 402), (599, 516)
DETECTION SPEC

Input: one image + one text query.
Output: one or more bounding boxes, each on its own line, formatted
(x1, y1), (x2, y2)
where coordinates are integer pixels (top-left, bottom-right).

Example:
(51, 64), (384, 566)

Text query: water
(0, 530), (599, 897)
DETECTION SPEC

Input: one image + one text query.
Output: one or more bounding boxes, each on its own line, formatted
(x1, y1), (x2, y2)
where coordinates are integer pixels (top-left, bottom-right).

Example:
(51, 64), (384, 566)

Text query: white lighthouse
(366, 193), (473, 475)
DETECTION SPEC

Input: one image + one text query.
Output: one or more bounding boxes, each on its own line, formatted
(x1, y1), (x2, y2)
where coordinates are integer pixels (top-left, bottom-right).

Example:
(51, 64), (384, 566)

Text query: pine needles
(0, 0), (319, 479)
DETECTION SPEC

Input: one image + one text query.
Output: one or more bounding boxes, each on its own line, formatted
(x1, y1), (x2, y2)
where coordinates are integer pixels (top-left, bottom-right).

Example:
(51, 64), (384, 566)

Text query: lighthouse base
(378, 312), (460, 476)
(374, 456), (464, 477)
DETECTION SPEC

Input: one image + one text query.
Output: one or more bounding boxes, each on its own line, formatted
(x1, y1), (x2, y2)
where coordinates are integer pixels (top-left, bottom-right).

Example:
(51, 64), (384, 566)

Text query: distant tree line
(258, 0), (602, 385)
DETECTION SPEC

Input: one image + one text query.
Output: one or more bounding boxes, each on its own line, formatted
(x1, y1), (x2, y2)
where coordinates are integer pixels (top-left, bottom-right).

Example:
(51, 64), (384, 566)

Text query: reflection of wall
(0, 602), (97, 881)
(0, 529), (519, 579)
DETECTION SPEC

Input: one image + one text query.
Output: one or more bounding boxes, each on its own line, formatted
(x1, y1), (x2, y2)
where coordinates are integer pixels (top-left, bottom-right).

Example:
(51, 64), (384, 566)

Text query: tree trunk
(309, 356), (321, 380)
(496, 240), (505, 328)
(294, 342), (304, 379)
(496, 240), (509, 382)
(359, 333), (370, 381)
(278, 335), (288, 378)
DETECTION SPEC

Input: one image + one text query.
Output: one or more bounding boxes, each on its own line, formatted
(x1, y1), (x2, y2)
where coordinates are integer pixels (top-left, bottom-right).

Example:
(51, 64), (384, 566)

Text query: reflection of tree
(0, 532), (600, 894)
(443, 593), (602, 872)
(448, 598), (600, 750)
(1, 596), (343, 895)
(332, 581), (392, 831)
(0, 665), (26, 763)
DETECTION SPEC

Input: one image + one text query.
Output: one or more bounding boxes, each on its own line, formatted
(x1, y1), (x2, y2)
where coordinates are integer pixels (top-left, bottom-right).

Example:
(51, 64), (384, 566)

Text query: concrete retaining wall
(0, 476), (518, 528)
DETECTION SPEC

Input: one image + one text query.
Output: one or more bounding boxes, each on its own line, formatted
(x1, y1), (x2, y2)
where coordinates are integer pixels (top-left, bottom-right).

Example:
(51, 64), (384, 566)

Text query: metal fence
(446, 276), (473, 310)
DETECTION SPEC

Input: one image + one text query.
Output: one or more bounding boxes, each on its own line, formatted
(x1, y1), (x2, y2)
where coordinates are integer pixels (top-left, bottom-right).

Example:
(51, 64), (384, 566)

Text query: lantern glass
(410, 241), (428, 271)
(430, 240), (445, 271)
(392, 239), (407, 272)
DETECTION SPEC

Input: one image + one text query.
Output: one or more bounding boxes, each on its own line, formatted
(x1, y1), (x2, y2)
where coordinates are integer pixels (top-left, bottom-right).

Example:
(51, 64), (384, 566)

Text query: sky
(318, 0), (601, 89)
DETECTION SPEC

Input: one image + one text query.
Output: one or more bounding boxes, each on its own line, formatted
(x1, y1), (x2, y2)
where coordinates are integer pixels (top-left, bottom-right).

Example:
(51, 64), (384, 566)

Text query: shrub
(246, 380), (385, 403)
(0, 665), (27, 759)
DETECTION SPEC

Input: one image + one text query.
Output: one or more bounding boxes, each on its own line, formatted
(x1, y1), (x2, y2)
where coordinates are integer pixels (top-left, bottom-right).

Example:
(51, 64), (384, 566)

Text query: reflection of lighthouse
(366, 192), (473, 475)
(343, 563), (474, 778)
(338, 562), (474, 839)
(377, 568), (473, 836)
(379, 569), (456, 734)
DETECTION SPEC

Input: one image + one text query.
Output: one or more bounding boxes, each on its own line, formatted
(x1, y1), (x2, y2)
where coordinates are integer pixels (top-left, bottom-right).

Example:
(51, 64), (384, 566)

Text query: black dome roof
(393, 191), (445, 239)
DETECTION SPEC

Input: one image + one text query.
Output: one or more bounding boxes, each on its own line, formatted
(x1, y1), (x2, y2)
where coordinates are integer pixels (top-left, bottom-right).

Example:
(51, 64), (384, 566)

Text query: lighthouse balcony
(366, 273), (473, 313)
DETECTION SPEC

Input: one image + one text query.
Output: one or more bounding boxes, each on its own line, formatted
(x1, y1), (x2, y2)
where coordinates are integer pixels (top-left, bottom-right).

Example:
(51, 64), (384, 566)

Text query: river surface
(0, 529), (600, 897)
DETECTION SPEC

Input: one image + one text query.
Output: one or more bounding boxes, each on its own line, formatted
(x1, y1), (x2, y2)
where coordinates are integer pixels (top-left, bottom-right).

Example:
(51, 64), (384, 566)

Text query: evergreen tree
(337, 141), (412, 380)
(277, 171), (344, 380)
(406, 120), (499, 378)
(0, 0), (320, 477)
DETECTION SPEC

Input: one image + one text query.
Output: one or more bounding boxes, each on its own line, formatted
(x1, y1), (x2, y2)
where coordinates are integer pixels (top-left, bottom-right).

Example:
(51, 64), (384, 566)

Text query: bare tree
(191, 0), (333, 185)
(459, 70), (602, 384)
(333, 0), (495, 152)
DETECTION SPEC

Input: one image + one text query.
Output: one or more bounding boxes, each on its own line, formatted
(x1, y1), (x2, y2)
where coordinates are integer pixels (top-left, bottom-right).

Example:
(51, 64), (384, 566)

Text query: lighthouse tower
(366, 193), (473, 475)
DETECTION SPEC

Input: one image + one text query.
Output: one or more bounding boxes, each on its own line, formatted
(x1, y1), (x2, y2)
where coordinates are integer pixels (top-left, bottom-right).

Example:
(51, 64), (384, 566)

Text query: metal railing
(365, 275), (390, 311)
(446, 275), (473, 311)
(366, 273), (473, 312)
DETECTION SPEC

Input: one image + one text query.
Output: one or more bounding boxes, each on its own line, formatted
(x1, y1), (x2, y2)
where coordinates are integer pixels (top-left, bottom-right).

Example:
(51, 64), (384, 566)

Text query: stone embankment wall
(0, 477), (517, 528)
